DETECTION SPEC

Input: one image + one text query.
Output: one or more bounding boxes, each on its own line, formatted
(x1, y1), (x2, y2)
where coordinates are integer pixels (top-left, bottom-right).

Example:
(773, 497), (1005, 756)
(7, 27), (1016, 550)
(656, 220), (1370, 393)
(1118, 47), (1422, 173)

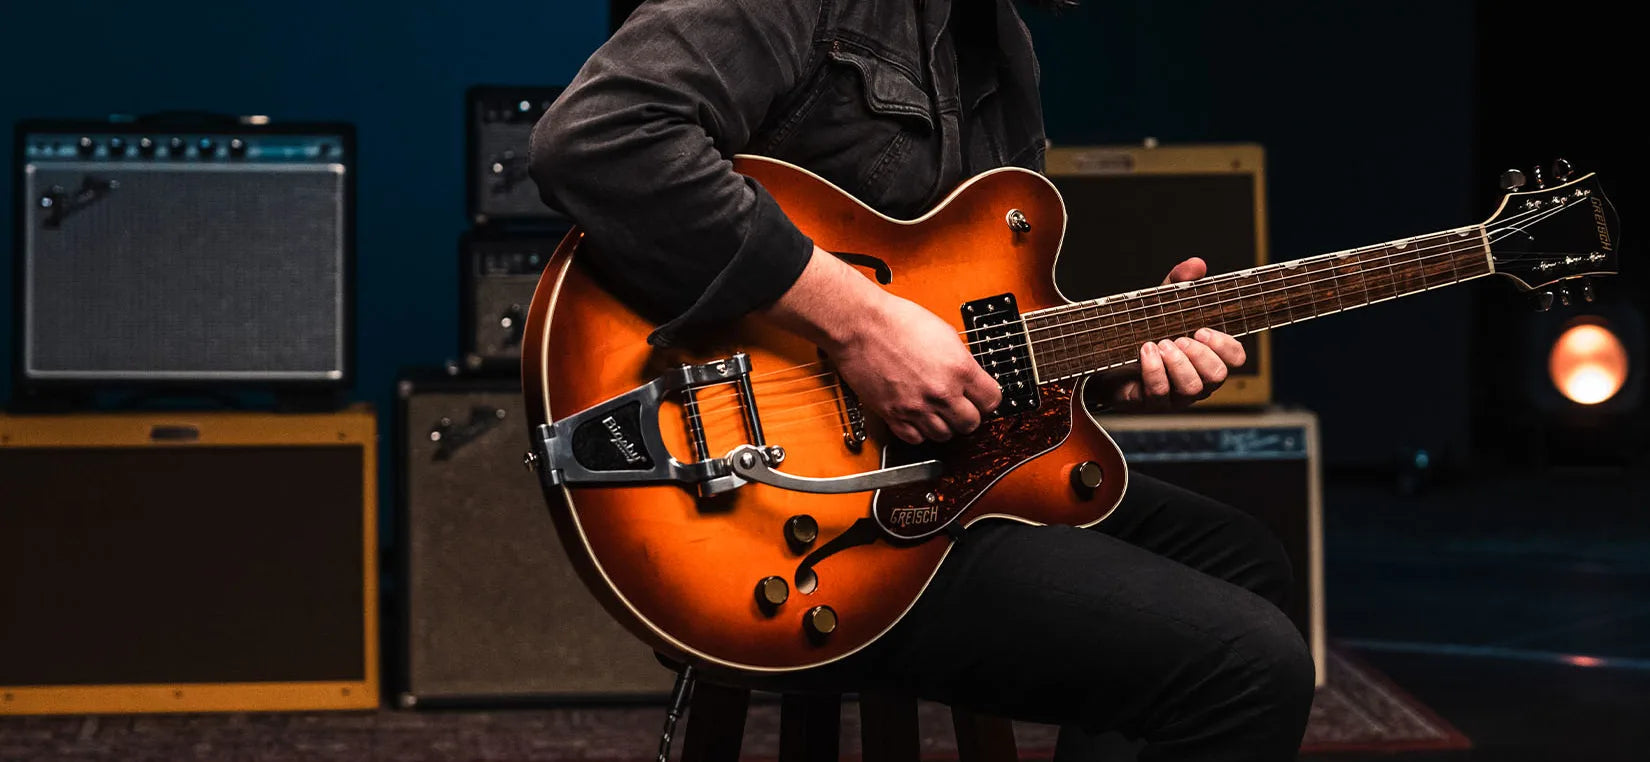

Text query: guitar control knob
(804, 605), (838, 639)
(756, 576), (789, 611)
(1069, 461), (1104, 495)
(784, 514), (819, 548)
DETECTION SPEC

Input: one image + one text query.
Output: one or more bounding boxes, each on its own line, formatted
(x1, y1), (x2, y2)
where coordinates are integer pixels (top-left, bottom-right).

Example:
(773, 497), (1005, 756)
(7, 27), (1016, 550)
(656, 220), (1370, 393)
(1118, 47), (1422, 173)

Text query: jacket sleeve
(529, 0), (820, 347)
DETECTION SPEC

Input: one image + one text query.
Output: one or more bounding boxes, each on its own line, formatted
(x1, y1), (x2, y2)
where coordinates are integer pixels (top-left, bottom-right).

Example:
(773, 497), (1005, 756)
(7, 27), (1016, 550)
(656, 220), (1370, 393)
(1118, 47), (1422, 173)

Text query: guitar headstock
(1483, 161), (1621, 297)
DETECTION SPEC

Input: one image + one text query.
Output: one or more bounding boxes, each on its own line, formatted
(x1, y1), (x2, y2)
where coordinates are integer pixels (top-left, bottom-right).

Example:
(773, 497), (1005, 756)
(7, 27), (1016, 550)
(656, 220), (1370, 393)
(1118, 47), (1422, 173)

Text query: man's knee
(1237, 601), (1317, 711)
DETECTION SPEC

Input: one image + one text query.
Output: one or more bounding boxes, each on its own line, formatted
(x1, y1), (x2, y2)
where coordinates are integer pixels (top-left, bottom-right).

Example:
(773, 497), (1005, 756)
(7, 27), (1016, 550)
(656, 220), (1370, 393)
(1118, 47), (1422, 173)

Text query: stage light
(1549, 321), (1630, 405)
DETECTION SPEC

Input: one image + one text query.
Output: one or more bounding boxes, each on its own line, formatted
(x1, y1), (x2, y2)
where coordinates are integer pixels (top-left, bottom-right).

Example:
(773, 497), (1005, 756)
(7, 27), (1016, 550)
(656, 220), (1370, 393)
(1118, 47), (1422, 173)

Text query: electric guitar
(520, 155), (1620, 674)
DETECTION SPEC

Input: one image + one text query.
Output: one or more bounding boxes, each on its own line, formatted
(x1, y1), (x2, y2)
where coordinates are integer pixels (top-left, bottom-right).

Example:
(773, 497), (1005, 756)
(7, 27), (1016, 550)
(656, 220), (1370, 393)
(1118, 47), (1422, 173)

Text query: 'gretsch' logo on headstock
(1594, 197), (1614, 252)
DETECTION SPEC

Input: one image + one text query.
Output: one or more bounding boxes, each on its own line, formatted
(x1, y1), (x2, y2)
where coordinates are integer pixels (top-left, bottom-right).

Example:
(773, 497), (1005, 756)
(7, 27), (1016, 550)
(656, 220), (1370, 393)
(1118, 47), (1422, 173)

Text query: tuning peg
(1499, 169), (1527, 191)
(1534, 291), (1555, 311)
(1559, 286), (1573, 307)
(1553, 158), (1574, 182)
(1582, 279), (1596, 302)
(1531, 164), (1546, 190)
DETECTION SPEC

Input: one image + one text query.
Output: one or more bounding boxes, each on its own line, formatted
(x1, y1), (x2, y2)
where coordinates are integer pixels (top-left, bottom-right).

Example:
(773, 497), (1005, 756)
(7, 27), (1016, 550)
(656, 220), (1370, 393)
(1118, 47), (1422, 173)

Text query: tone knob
(784, 514), (819, 548)
(804, 605), (838, 638)
(756, 576), (789, 610)
(1069, 461), (1104, 494)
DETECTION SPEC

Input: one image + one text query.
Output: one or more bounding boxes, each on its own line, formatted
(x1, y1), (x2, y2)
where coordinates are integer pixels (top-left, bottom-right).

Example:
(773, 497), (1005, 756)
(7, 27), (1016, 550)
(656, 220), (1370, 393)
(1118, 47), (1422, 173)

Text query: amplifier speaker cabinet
(459, 232), (561, 374)
(0, 406), (379, 714)
(396, 372), (674, 705)
(13, 117), (353, 390)
(1046, 142), (1272, 408)
(467, 86), (566, 226)
(1098, 408), (1325, 686)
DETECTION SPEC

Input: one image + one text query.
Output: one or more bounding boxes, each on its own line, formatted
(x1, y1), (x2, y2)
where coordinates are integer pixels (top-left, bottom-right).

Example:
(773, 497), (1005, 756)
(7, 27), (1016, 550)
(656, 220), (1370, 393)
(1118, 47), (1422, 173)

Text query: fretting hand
(1095, 257), (1248, 411)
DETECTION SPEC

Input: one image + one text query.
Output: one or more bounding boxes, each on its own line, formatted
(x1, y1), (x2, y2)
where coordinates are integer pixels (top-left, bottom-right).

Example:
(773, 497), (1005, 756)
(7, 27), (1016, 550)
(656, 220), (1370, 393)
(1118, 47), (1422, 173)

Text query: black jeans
(808, 471), (1317, 761)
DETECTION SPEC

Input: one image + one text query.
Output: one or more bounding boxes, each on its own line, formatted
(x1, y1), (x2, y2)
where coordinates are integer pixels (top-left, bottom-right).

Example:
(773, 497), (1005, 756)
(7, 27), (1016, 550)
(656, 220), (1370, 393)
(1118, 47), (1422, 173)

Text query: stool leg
(681, 682), (750, 762)
(952, 706), (1018, 762)
(779, 693), (842, 762)
(860, 693), (920, 762)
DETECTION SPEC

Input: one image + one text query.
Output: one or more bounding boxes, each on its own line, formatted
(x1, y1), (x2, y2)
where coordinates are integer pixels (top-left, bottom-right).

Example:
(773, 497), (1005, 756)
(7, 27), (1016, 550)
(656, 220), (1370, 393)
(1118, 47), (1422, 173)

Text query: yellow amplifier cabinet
(0, 406), (379, 714)
(1046, 142), (1273, 408)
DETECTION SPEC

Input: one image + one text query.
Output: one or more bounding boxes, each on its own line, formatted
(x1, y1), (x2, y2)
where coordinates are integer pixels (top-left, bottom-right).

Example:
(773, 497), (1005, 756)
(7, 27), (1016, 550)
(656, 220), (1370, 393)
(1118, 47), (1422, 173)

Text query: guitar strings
(688, 201), (1578, 430)
(742, 199), (1569, 386)
(684, 205), (1584, 441)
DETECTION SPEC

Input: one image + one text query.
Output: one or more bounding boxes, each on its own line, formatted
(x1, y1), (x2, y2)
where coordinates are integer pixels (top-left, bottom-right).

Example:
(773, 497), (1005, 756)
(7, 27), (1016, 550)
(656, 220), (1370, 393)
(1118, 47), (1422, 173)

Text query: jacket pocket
(826, 47), (934, 130)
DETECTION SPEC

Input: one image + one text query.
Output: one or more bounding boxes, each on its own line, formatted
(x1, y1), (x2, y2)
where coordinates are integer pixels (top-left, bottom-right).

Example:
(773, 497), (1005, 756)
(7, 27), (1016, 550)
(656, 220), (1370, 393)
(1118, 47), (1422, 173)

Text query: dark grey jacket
(530, 0), (1046, 345)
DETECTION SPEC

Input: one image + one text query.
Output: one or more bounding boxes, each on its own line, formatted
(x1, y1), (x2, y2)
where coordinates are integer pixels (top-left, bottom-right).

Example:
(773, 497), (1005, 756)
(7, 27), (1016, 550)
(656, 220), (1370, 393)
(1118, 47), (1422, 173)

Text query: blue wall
(0, 1), (1477, 497)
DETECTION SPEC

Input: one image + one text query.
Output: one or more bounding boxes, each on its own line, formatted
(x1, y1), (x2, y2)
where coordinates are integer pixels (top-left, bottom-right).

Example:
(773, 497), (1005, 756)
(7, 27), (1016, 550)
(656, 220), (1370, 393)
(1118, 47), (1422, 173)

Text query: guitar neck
(1024, 225), (1496, 382)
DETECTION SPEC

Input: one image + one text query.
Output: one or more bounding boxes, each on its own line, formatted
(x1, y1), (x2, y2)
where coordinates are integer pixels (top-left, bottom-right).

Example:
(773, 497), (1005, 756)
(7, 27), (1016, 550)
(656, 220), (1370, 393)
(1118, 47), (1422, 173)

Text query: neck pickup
(962, 293), (1040, 414)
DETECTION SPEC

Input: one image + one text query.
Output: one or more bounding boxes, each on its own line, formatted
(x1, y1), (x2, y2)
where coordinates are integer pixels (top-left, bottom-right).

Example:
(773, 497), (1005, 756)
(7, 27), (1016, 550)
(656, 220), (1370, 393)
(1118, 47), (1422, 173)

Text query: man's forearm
(761, 246), (889, 352)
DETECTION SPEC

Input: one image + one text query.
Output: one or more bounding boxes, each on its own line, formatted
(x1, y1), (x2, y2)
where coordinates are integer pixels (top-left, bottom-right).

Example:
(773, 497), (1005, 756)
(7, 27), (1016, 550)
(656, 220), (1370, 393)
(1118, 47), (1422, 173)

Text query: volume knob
(804, 605), (838, 639)
(755, 576), (789, 611)
(784, 514), (819, 548)
(1069, 461), (1105, 494)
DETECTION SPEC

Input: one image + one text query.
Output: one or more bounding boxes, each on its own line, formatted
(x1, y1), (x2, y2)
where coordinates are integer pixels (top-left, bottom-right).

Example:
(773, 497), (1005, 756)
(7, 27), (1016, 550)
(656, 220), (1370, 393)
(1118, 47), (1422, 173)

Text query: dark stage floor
(1304, 460), (1650, 761)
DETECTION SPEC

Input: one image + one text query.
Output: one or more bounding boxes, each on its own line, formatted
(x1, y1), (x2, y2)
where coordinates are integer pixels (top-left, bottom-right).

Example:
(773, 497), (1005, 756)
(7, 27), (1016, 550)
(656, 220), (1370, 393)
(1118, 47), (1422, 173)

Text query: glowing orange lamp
(1548, 321), (1630, 405)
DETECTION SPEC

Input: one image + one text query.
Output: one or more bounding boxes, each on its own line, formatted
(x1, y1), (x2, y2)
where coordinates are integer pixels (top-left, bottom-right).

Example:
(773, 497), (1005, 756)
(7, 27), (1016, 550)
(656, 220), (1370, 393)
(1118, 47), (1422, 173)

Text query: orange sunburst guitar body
(520, 153), (1620, 676)
(520, 155), (1129, 674)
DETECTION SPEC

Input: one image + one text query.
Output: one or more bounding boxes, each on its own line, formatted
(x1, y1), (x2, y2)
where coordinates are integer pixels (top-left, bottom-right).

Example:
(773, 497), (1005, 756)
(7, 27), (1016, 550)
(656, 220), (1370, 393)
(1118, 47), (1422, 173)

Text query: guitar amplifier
(459, 232), (562, 374)
(1047, 142), (1272, 408)
(14, 117), (353, 390)
(467, 85), (566, 226)
(1098, 408), (1326, 686)
(395, 372), (674, 705)
(0, 406), (379, 714)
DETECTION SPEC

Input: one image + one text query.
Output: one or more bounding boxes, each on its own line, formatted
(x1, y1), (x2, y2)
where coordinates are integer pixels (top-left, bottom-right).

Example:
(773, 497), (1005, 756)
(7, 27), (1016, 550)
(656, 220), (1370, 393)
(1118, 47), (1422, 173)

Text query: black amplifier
(1099, 408), (1326, 686)
(13, 116), (353, 391)
(459, 232), (561, 374)
(467, 86), (565, 226)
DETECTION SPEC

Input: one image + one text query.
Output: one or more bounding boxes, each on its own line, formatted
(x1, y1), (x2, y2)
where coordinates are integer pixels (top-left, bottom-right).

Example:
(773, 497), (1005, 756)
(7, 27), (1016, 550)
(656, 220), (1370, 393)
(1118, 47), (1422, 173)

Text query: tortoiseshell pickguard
(873, 381), (1077, 539)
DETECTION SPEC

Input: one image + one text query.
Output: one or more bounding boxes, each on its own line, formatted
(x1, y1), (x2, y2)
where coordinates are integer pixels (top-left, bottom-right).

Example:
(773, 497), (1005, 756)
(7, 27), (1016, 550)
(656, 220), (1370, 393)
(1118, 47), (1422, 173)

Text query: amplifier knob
(107, 137), (127, 157)
(138, 137), (156, 157)
(229, 138), (247, 158)
(77, 137), (96, 157)
(804, 605), (838, 639)
(168, 137), (187, 157)
(197, 138), (216, 157)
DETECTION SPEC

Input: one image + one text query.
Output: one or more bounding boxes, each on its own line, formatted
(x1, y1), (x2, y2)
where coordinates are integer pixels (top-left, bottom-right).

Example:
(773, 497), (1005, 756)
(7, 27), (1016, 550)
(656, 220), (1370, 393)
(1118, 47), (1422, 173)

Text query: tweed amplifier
(1098, 408), (1326, 686)
(1047, 142), (1272, 408)
(396, 372), (673, 704)
(14, 117), (353, 390)
(467, 86), (565, 226)
(0, 406), (379, 714)
(459, 232), (561, 374)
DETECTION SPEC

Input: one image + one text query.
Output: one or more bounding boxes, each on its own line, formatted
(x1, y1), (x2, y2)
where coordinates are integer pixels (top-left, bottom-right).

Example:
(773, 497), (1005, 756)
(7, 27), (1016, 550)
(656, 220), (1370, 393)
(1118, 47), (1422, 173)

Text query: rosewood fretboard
(1024, 225), (1494, 381)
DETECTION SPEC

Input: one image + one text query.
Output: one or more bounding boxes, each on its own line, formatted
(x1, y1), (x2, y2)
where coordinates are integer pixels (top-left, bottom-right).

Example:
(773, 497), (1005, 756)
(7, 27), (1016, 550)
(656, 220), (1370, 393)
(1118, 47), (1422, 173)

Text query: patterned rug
(0, 646), (1467, 761)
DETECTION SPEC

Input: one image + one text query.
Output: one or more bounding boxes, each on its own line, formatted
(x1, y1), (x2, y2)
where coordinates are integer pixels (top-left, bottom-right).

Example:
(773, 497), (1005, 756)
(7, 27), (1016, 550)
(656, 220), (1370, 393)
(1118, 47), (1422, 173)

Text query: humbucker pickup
(961, 293), (1039, 413)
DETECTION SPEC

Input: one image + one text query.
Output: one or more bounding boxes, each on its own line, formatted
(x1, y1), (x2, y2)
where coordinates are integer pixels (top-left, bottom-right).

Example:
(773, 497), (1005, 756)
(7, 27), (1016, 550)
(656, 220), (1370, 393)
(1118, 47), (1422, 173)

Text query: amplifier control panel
(23, 132), (346, 163)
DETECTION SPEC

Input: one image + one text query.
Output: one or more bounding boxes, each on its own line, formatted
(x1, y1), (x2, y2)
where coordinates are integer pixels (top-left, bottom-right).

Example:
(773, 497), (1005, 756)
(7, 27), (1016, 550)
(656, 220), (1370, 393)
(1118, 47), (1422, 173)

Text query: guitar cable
(656, 663), (696, 762)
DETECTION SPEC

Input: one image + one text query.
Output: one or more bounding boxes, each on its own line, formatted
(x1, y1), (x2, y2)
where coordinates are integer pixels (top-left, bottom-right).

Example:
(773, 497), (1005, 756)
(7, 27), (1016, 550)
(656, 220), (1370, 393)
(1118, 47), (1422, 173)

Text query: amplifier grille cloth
(24, 164), (344, 378)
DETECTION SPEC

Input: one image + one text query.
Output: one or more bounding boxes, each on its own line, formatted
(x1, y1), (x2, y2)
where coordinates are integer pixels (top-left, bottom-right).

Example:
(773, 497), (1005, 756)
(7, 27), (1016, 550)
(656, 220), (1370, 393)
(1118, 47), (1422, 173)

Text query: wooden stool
(679, 681), (1019, 762)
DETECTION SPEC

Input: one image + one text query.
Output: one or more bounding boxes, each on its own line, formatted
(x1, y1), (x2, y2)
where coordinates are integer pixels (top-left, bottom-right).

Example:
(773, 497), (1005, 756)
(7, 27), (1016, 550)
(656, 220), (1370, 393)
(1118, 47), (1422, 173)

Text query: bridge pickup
(962, 293), (1039, 413)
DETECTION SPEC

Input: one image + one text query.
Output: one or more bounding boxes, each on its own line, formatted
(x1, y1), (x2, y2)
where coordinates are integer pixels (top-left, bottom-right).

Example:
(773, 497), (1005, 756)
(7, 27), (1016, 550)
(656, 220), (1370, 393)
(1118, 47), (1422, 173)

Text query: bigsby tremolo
(529, 353), (941, 498)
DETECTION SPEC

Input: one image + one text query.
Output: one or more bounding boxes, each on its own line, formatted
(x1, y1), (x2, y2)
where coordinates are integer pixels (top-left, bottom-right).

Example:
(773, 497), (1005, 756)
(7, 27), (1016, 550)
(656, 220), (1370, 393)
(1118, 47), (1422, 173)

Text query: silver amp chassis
(527, 353), (941, 497)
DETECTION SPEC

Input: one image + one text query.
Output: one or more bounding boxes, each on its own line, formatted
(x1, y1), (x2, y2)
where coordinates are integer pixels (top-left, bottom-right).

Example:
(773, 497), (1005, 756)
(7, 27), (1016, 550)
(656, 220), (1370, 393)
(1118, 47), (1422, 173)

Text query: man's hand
(1096, 257), (1247, 411)
(764, 247), (1001, 444)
